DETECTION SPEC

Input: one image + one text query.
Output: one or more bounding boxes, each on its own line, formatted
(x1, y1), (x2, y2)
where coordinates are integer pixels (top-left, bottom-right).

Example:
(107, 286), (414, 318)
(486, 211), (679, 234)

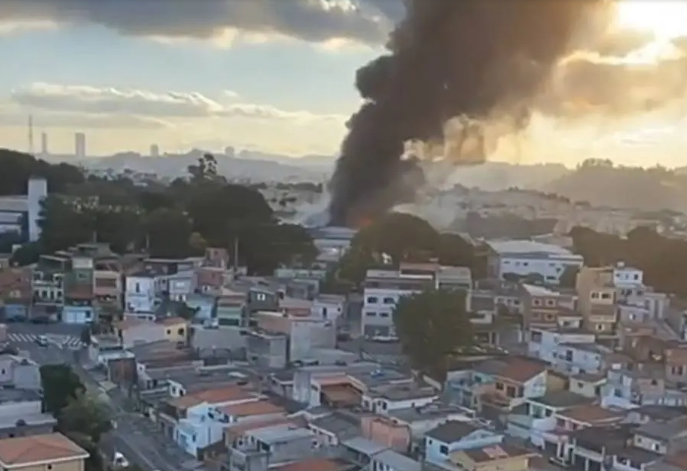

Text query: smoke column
(327, 0), (601, 226)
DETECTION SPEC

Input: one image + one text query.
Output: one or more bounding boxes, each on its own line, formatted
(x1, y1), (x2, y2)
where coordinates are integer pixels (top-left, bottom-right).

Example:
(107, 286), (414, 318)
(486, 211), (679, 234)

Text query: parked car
(35, 335), (49, 347)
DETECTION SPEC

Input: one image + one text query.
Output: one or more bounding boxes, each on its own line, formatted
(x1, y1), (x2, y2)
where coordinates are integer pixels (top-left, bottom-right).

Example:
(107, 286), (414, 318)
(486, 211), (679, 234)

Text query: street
(6, 321), (202, 471)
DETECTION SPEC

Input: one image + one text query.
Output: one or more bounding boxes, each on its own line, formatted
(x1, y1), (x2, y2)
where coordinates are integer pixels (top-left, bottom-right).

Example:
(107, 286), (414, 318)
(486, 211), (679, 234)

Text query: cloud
(0, 0), (404, 46)
(8, 82), (347, 124)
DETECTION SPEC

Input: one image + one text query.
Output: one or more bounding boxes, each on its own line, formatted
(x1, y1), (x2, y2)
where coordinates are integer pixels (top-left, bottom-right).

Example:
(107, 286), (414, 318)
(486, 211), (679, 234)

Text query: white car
(113, 452), (129, 468)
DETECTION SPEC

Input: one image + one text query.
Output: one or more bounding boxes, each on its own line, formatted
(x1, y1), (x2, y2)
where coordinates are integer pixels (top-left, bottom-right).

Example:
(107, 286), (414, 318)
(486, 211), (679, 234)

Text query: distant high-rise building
(150, 144), (160, 157)
(41, 132), (49, 156)
(75, 132), (86, 159)
(28, 115), (34, 155)
(224, 146), (235, 158)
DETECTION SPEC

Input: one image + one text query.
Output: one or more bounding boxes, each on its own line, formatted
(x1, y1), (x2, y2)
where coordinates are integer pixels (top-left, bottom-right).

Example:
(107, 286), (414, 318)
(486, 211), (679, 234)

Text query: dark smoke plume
(327, 0), (601, 226)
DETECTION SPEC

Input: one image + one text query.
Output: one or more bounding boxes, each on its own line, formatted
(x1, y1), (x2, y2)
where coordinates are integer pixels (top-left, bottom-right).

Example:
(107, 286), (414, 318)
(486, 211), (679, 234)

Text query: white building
(0, 177), (47, 241)
(310, 294), (345, 322)
(124, 272), (158, 313)
(486, 240), (584, 285)
(361, 263), (472, 338)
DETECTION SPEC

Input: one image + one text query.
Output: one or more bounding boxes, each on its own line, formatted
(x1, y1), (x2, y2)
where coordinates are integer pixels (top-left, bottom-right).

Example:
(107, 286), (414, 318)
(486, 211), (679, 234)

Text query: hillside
(546, 160), (687, 211)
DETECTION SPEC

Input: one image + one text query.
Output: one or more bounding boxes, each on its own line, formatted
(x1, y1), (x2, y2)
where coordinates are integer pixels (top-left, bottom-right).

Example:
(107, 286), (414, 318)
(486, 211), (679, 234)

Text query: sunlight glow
(614, 0), (687, 40)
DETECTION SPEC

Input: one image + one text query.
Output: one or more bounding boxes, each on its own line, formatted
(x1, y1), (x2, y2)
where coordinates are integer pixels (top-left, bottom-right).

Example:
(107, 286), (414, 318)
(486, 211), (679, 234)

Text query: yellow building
(0, 433), (89, 471)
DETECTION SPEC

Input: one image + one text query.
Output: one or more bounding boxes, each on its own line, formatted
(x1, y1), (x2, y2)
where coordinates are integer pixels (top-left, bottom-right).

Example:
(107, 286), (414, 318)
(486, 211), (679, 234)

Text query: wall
(62, 305), (94, 324)
(27, 177), (47, 242)
(360, 416), (410, 452)
(426, 430), (502, 465)
(125, 276), (156, 312)
(20, 458), (84, 471)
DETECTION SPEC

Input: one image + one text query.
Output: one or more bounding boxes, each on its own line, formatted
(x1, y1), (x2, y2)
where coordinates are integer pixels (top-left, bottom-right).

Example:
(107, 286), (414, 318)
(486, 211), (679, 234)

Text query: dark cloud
(0, 0), (403, 45)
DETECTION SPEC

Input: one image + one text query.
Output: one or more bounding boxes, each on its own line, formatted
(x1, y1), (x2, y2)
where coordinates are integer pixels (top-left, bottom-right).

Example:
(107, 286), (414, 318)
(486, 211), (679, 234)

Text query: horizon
(2, 1), (687, 169)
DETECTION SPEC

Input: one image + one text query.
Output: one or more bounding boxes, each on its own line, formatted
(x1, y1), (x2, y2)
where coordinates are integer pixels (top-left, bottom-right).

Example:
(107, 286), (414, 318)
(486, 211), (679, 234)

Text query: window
(439, 445), (449, 455)
(496, 382), (504, 391)
(256, 293), (267, 301)
(178, 328), (185, 335)
(135, 283), (141, 293)
(166, 329), (171, 335)
(591, 292), (599, 299)
(601, 293), (612, 300)
(530, 331), (542, 342)
(47, 465), (52, 470)
(652, 443), (660, 452)
(546, 299), (555, 307)
(380, 312), (390, 318)
(506, 386), (517, 398)
(367, 297), (378, 304)
(532, 299), (542, 306)
(383, 297), (394, 304)
(596, 324), (604, 331)
(366, 312), (377, 317)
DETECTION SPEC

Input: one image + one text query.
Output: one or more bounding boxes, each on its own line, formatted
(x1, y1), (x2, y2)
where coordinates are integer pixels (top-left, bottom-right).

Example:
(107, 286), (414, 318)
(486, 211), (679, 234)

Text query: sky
(3, 1), (687, 168)
(0, 0), (402, 157)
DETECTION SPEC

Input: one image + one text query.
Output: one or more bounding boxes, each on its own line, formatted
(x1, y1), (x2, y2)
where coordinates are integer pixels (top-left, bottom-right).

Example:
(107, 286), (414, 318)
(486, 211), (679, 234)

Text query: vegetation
(393, 289), (473, 382)
(336, 212), (486, 286)
(571, 225), (687, 297)
(0, 149), (316, 274)
(40, 364), (111, 471)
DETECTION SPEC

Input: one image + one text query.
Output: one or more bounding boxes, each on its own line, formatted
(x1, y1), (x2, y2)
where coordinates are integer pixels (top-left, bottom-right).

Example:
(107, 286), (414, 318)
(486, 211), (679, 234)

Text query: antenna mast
(28, 115), (34, 155)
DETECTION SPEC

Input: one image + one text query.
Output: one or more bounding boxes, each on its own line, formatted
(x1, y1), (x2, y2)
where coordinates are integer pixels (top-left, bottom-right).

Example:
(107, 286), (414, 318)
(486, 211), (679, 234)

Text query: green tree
(393, 289), (473, 381)
(40, 364), (85, 414)
(59, 391), (112, 443)
(559, 265), (579, 288)
(145, 207), (193, 258)
(79, 326), (92, 346)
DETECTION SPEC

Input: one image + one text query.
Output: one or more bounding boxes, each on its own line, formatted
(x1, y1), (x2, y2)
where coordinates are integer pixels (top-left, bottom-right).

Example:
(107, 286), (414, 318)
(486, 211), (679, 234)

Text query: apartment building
(521, 284), (577, 330)
(486, 240), (583, 285)
(361, 263), (470, 339)
(577, 262), (645, 334)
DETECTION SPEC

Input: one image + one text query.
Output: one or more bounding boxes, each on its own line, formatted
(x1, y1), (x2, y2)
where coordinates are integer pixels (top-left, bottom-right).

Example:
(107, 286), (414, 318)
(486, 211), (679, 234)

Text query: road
(6, 321), (202, 471)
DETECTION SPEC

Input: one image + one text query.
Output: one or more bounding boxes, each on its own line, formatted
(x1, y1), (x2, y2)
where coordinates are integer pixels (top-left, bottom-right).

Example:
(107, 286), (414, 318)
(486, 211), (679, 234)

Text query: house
(88, 334), (131, 366)
(568, 372), (607, 399)
(0, 433), (89, 471)
(114, 316), (188, 348)
(0, 267), (32, 320)
(633, 417), (687, 455)
(226, 424), (316, 471)
(424, 421), (503, 466)
(370, 449), (421, 471)
(576, 263), (640, 334)
(216, 289), (245, 327)
(384, 403), (475, 446)
(527, 324), (596, 366)
(158, 385), (257, 453)
(124, 270), (159, 313)
(0, 354), (41, 390)
(449, 443), (535, 471)
(0, 387), (56, 438)
(471, 356), (552, 414)
(521, 284), (577, 330)
(563, 425), (635, 471)
(506, 390), (593, 445)
(485, 240), (583, 284)
(602, 367), (687, 409)
(362, 383), (438, 415)
(311, 294), (346, 322)
(156, 270), (196, 303)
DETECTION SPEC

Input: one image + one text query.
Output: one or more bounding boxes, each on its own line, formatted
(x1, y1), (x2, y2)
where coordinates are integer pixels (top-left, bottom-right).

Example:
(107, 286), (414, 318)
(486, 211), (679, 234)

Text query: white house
(125, 272), (157, 313)
(425, 421), (503, 466)
(527, 327), (595, 365)
(486, 240), (584, 285)
(155, 270), (196, 302)
(0, 177), (47, 241)
(311, 294), (345, 322)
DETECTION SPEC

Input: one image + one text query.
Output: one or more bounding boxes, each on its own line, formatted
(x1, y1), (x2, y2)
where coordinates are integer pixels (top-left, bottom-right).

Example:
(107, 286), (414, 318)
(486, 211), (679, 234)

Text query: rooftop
(529, 391), (593, 409)
(0, 433), (88, 467)
(373, 449), (421, 471)
(636, 417), (687, 441)
(487, 240), (577, 257)
(522, 284), (561, 297)
(343, 437), (388, 457)
(460, 443), (533, 463)
(426, 421), (480, 443)
(0, 388), (42, 403)
(218, 400), (284, 418)
(248, 424), (313, 444)
(558, 405), (623, 424)
(310, 413), (360, 441)
(168, 386), (255, 410)
(474, 357), (547, 383)
(274, 458), (354, 471)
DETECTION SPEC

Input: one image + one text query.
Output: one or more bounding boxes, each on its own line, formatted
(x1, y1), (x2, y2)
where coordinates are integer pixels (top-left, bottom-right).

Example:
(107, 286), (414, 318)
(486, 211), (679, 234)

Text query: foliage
(337, 212), (485, 285)
(80, 326), (92, 345)
(570, 226), (687, 297)
(0, 148), (316, 275)
(59, 391), (112, 443)
(40, 364), (85, 414)
(393, 289), (473, 382)
(559, 265), (579, 288)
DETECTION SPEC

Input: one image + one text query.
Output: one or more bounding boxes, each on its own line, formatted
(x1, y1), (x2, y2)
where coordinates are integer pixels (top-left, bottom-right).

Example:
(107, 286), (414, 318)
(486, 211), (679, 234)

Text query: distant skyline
(3, 1), (687, 169)
(0, 1), (397, 157)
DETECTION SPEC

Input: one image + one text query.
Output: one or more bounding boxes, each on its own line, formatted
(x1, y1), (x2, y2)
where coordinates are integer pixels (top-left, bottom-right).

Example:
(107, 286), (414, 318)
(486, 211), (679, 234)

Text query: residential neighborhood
(2, 227), (687, 471)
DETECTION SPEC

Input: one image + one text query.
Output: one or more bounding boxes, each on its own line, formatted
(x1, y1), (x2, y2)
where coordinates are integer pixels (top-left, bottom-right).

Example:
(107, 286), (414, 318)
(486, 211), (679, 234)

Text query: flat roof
(249, 424), (313, 444)
(488, 240), (579, 257)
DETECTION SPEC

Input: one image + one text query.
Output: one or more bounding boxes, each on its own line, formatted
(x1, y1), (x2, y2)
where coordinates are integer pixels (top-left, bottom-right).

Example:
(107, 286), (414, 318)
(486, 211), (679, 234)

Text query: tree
(189, 232), (207, 254)
(559, 265), (579, 288)
(393, 289), (473, 382)
(40, 364), (85, 414)
(59, 391), (112, 443)
(145, 207), (193, 258)
(79, 326), (92, 346)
